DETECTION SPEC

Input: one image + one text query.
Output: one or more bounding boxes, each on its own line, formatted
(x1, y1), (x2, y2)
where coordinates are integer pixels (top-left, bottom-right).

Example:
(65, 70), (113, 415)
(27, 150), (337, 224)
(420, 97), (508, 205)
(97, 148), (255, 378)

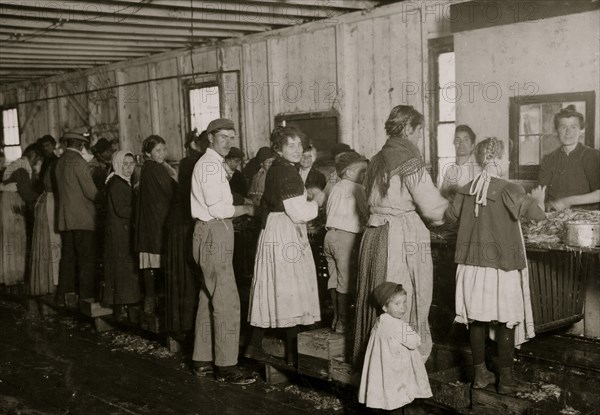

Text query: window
(274, 111), (339, 167)
(188, 84), (221, 132)
(1, 108), (21, 162)
(428, 37), (455, 184)
(509, 91), (596, 180)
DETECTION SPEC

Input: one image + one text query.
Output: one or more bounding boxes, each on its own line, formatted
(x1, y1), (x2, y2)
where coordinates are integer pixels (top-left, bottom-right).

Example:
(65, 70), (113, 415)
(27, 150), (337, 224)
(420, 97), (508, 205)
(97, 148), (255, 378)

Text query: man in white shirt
(439, 125), (481, 198)
(190, 118), (255, 385)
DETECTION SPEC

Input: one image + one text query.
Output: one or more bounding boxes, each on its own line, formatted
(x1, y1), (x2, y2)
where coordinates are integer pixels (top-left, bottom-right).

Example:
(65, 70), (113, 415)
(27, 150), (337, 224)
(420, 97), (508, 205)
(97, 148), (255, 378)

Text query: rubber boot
(472, 363), (495, 389)
(335, 293), (349, 334)
(497, 367), (535, 395)
(329, 289), (338, 331)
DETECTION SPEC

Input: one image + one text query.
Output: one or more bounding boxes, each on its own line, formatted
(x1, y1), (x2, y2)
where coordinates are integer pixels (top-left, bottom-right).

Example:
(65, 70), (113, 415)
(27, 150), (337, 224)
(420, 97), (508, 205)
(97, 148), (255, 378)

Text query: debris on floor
(284, 384), (343, 411)
(106, 332), (174, 359)
(516, 383), (561, 402)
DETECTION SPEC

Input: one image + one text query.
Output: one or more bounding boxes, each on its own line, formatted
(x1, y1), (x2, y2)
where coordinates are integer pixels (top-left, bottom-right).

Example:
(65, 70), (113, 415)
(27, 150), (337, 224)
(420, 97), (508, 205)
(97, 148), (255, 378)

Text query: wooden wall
(0, 1), (446, 163)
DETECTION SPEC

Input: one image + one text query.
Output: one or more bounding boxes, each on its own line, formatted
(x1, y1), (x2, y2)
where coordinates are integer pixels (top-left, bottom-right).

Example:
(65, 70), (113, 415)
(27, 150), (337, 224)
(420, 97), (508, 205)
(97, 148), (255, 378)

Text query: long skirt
(248, 212), (321, 328)
(352, 224), (389, 367)
(0, 191), (27, 285)
(455, 264), (535, 346)
(165, 222), (200, 332)
(29, 192), (61, 295)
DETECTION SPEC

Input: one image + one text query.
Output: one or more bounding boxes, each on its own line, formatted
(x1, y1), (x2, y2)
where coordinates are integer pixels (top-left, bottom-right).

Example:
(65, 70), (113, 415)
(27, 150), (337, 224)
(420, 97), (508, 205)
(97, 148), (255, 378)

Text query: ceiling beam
(0, 35), (185, 48)
(0, 17), (248, 38)
(0, 42), (170, 53)
(0, 62), (109, 68)
(95, 0), (341, 19)
(0, 1), (299, 27)
(0, 27), (205, 43)
(246, 0), (378, 9)
(0, 50), (150, 58)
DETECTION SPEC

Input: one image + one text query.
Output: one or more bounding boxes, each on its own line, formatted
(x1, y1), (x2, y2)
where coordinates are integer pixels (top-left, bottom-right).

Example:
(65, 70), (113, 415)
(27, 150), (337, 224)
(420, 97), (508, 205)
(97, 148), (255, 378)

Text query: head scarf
(105, 150), (134, 186)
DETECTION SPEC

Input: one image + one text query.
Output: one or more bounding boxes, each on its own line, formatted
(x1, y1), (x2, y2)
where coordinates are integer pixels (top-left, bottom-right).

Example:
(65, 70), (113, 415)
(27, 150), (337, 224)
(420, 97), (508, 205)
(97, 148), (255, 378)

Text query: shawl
(367, 136), (424, 198)
(2, 157), (32, 182)
(105, 150), (134, 185)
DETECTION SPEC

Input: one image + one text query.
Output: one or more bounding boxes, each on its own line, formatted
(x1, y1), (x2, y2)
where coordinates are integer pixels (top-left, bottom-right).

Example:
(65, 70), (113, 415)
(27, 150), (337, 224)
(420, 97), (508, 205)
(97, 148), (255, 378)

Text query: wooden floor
(0, 298), (453, 415)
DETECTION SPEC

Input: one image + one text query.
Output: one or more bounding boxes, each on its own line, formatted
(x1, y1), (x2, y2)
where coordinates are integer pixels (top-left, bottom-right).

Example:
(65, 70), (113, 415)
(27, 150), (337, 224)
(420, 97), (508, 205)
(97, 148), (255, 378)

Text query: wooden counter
(431, 237), (600, 338)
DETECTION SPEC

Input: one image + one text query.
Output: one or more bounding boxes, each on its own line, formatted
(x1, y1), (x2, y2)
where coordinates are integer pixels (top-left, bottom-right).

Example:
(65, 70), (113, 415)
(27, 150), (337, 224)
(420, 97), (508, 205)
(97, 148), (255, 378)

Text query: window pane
(437, 123), (456, 158)
(189, 86), (220, 132)
(519, 104), (540, 135)
(541, 133), (561, 157)
(3, 108), (20, 145)
(519, 135), (540, 166)
(438, 52), (455, 87)
(4, 145), (22, 162)
(439, 85), (456, 122)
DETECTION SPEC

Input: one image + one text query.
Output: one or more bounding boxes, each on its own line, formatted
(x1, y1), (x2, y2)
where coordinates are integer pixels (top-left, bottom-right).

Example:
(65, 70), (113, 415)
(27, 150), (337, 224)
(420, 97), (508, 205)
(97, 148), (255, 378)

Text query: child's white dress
(358, 313), (432, 410)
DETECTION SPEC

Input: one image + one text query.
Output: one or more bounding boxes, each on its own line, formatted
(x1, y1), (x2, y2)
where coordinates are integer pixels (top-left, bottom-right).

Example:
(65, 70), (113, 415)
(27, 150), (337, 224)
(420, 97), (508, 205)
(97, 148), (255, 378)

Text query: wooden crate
(297, 354), (330, 380)
(265, 363), (290, 385)
(140, 312), (163, 333)
(297, 328), (345, 360)
(428, 366), (471, 412)
(330, 356), (359, 386)
(80, 298), (113, 318)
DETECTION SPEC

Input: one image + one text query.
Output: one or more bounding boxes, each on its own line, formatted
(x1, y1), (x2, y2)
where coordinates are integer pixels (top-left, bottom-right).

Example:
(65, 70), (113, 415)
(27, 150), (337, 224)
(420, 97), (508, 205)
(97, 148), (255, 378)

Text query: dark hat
(373, 282), (401, 308)
(335, 150), (367, 178)
(92, 138), (112, 154)
(206, 118), (235, 134)
(226, 146), (244, 160)
(330, 143), (352, 158)
(62, 127), (91, 143)
(255, 147), (275, 163)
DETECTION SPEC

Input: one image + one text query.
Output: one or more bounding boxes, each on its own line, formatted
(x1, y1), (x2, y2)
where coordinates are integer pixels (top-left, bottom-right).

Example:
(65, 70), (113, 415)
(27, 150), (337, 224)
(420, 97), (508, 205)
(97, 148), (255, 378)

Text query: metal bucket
(564, 221), (600, 248)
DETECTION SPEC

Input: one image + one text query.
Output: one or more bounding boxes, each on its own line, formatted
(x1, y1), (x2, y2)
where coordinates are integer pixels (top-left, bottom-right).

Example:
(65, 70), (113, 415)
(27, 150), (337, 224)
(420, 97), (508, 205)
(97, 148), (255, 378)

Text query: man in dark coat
(55, 127), (99, 306)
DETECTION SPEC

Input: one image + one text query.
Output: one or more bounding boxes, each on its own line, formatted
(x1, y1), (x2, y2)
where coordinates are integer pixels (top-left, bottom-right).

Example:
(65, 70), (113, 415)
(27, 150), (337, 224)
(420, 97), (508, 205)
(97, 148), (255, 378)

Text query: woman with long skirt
(352, 105), (448, 367)
(103, 150), (141, 318)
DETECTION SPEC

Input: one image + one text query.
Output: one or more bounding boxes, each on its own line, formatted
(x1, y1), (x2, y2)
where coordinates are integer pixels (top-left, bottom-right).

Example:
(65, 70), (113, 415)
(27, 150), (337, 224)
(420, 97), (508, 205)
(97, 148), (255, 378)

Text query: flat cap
(330, 143), (352, 158)
(335, 150), (367, 178)
(92, 138), (112, 154)
(226, 146), (244, 160)
(206, 118), (235, 134)
(62, 126), (91, 143)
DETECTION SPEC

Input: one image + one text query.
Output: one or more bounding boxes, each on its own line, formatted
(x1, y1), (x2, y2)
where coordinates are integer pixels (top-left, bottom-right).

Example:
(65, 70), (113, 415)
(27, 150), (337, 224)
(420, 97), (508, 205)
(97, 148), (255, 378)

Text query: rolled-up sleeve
(198, 159), (235, 220)
(408, 172), (448, 223)
(283, 194), (318, 224)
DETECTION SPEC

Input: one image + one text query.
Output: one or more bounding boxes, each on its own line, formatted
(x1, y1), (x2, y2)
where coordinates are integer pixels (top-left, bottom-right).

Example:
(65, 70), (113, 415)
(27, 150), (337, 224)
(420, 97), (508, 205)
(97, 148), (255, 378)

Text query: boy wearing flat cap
(55, 127), (99, 307)
(190, 118), (256, 385)
(323, 151), (368, 334)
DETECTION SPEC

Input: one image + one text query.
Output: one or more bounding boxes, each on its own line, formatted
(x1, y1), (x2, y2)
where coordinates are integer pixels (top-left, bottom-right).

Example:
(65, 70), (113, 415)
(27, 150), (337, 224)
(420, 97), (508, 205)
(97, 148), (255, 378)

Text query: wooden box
(80, 298), (113, 318)
(297, 328), (345, 360)
(297, 353), (330, 380)
(330, 356), (359, 386)
(140, 312), (163, 333)
(428, 367), (471, 412)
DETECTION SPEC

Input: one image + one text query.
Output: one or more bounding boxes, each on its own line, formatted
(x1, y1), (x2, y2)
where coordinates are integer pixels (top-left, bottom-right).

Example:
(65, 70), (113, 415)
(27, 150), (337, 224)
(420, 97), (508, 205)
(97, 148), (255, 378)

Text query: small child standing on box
(323, 151), (368, 333)
(359, 282), (432, 413)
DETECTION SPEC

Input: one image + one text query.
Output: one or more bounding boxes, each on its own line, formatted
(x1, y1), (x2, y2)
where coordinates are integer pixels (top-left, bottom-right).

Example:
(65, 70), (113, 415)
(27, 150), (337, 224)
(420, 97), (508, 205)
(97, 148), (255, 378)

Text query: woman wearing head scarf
(102, 150), (141, 318)
(353, 105), (448, 367)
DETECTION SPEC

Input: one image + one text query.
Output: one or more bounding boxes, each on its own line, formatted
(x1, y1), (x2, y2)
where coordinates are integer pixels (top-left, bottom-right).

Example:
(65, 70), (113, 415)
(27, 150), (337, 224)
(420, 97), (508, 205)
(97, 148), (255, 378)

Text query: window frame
(182, 77), (221, 134)
(428, 36), (455, 183)
(508, 91), (596, 181)
(1, 106), (21, 162)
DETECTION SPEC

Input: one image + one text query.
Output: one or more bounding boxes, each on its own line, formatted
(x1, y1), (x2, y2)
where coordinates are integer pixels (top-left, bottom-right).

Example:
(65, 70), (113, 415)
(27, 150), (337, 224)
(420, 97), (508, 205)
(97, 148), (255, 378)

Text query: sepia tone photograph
(0, 1), (599, 414)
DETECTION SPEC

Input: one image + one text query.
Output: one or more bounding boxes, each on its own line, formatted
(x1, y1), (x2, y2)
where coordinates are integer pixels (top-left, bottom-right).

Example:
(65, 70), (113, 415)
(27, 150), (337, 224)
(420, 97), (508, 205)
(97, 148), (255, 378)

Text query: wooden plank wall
(0, 1), (434, 162)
